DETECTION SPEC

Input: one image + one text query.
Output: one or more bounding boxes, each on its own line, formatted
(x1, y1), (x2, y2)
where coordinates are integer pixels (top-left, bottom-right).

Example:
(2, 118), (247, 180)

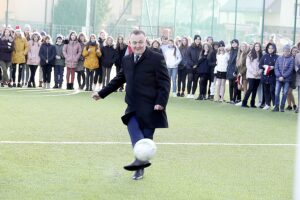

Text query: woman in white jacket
(164, 39), (182, 97)
(241, 42), (263, 108)
(214, 43), (229, 102)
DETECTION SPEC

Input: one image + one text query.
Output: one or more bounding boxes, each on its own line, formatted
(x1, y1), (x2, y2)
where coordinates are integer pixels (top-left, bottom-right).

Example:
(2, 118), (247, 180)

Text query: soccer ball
(133, 139), (157, 162)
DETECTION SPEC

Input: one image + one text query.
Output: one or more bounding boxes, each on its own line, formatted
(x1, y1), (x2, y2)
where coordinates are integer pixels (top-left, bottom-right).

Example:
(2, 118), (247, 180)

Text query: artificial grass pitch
(0, 88), (297, 200)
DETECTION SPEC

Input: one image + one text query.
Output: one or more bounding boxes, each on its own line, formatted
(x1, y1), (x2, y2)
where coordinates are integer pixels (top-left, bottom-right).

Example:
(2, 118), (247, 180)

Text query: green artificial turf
(0, 88), (297, 200)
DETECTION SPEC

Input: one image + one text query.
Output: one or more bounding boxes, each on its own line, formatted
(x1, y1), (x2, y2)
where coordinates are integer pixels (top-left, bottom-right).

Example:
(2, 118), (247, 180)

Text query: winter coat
(82, 43), (102, 70)
(0, 37), (14, 62)
(63, 40), (82, 67)
(75, 41), (86, 71)
(55, 44), (65, 66)
(226, 48), (238, 80)
(197, 54), (211, 74)
(39, 43), (56, 66)
(259, 43), (278, 85)
(115, 44), (128, 68)
(274, 55), (295, 82)
(186, 44), (202, 72)
(294, 53), (300, 86)
(178, 46), (188, 70)
(27, 40), (41, 65)
(98, 47), (170, 129)
(215, 53), (229, 72)
(246, 56), (261, 79)
(208, 50), (217, 74)
(150, 48), (163, 55)
(12, 36), (29, 64)
(164, 46), (182, 68)
(236, 51), (248, 80)
(101, 45), (118, 68)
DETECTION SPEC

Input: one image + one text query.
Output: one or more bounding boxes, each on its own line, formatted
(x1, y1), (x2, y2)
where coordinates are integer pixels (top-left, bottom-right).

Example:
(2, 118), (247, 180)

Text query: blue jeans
(168, 68), (178, 93)
(275, 80), (290, 109)
(54, 65), (64, 85)
(127, 116), (155, 147)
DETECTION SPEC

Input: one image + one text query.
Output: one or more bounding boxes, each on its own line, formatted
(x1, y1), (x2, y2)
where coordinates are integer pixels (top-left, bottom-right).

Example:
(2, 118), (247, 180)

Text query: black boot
(66, 83), (70, 90)
(124, 159), (151, 171)
(70, 83), (74, 90)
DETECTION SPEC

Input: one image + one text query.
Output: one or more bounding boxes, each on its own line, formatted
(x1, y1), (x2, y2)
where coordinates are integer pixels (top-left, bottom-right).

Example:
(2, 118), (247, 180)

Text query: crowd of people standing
(0, 24), (299, 113)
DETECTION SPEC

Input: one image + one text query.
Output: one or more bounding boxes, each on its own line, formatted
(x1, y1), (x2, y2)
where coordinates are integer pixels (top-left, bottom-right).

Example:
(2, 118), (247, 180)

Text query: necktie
(135, 55), (140, 63)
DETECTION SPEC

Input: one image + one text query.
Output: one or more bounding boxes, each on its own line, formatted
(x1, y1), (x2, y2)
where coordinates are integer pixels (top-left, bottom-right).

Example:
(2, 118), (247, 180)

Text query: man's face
(130, 33), (146, 55)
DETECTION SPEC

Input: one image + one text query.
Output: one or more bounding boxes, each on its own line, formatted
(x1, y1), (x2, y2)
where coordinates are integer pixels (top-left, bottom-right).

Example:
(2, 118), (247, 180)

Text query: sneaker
(172, 92), (177, 97)
(132, 169), (144, 180)
(272, 107), (279, 112)
(263, 105), (270, 110)
(293, 105), (297, 111)
(286, 106), (292, 111)
(295, 108), (299, 113)
(235, 101), (242, 106)
(280, 107), (285, 112)
(190, 94), (195, 99)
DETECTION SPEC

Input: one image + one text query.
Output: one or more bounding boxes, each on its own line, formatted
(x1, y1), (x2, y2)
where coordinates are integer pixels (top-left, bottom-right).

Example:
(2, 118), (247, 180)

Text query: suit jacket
(98, 47), (170, 129)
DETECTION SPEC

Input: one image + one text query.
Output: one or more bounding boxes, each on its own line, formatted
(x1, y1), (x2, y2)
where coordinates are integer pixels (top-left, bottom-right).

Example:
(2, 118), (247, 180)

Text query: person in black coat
(115, 36), (128, 92)
(226, 39), (239, 103)
(39, 35), (56, 89)
(101, 36), (118, 88)
(195, 43), (214, 100)
(185, 35), (202, 98)
(92, 30), (170, 180)
(150, 40), (163, 54)
(93, 30), (107, 88)
(0, 28), (14, 87)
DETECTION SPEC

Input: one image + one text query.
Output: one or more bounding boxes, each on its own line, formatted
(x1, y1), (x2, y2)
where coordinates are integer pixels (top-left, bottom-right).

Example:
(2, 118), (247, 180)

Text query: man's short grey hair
(130, 29), (146, 36)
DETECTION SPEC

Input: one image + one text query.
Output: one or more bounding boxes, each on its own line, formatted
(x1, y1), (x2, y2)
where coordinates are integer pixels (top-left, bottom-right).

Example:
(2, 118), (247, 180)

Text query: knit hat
(219, 40), (225, 47)
(194, 34), (201, 41)
(15, 25), (21, 32)
(231, 39), (239, 45)
(283, 44), (291, 51)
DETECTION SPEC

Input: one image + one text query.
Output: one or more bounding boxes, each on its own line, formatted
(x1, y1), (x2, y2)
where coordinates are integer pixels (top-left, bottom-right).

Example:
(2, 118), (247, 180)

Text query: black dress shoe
(241, 104), (249, 108)
(124, 159), (151, 171)
(132, 169), (144, 180)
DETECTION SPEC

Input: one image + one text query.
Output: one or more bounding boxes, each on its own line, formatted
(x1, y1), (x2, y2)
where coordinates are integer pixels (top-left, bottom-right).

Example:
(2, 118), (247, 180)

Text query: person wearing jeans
(273, 45), (295, 112)
(164, 39), (181, 97)
(0, 28), (14, 87)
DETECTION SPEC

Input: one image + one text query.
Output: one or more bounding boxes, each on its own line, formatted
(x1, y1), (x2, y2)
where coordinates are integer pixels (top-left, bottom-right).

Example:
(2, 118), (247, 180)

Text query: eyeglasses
(131, 41), (144, 45)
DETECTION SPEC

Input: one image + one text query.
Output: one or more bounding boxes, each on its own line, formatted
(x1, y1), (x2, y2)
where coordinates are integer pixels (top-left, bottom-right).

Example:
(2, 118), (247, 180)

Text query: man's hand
(154, 105), (164, 110)
(91, 92), (101, 101)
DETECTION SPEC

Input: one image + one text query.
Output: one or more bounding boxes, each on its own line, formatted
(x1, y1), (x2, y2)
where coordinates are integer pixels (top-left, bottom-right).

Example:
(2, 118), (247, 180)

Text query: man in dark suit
(92, 30), (170, 180)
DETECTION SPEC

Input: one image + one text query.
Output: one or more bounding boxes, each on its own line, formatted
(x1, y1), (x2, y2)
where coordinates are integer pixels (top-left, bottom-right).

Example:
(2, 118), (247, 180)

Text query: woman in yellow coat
(11, 26), (29, 87)
(82, 34), (102, 91)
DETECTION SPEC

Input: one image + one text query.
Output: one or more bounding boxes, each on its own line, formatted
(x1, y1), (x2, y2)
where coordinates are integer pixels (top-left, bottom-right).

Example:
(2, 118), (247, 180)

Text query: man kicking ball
(92, 30), (170, 180)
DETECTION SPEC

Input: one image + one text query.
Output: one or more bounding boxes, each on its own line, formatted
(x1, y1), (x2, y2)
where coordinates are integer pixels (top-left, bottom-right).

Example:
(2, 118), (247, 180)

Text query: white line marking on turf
(44, 90), (81, 96)
(0, 141), (297, 146)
